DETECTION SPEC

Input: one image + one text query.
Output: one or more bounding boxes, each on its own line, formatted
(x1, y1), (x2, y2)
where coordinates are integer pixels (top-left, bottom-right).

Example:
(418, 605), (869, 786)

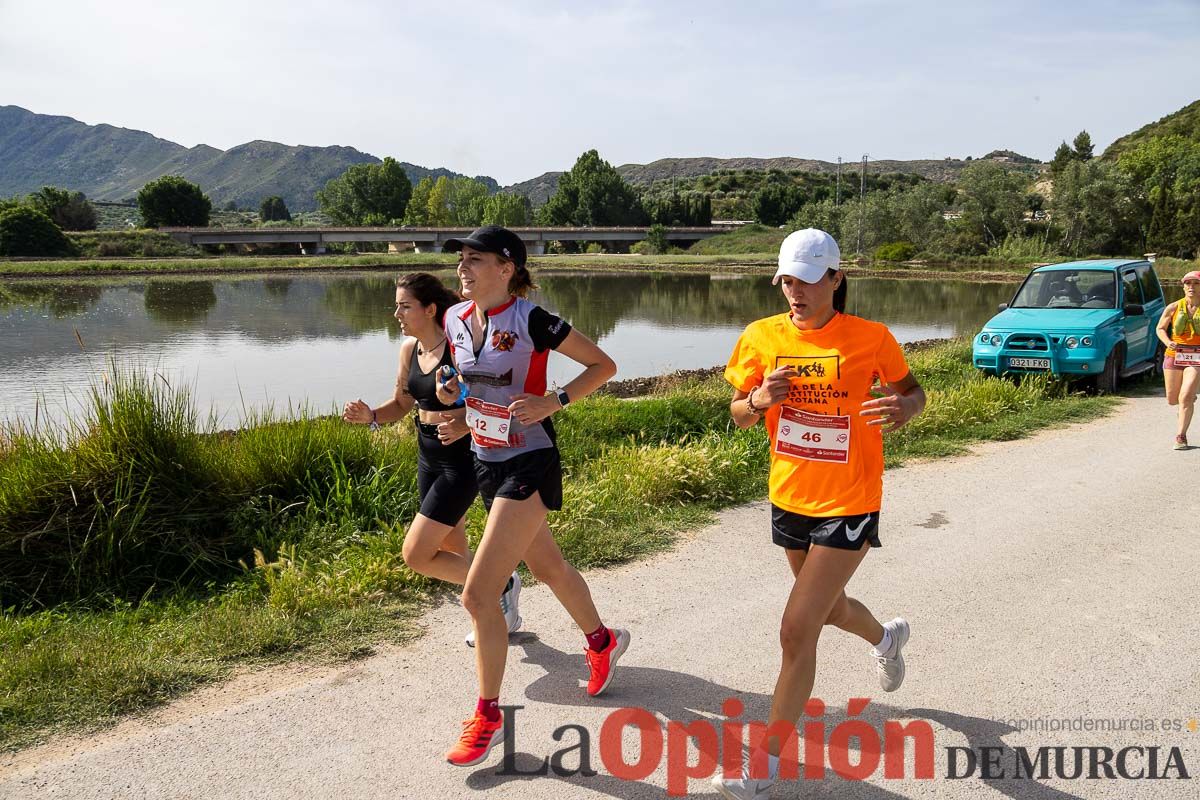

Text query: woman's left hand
(508, 393), (560, 426)
(860, 390), (918, 431)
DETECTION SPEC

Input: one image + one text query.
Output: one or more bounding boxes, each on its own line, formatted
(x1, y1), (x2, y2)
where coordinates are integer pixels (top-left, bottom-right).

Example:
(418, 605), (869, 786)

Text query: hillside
(1101, 98), (1200, 160)
(0, 106), (497, 211)
(505, 153), (1042, 205)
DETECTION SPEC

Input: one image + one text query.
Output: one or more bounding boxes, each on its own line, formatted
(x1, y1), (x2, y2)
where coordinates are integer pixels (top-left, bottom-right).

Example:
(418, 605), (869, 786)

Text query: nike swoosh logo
(845, 515), (872, 542)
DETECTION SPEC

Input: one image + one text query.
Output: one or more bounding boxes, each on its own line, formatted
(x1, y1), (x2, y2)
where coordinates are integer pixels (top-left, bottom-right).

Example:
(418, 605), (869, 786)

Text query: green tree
(1117, 134), (1200, 258)
(482, 193), (531, 226)
(645, 223), (669, 254)
(27, 187), (97, 231)
(537, 150), (647, 226)
(259, 196), (291, 222)
(316, 157), (412, 225)
(425, 176), (452, 225)
(445, 177), (489, 226)
(403, 178), (434, 226)
(1052, 160), (1141, 256)
(0, 207), (77, 256)
(956, 161), (1028, 248)
(752, 183), (804, 226)
(1073, 130), (1094, 161)
(137, 175), (212, 227)
(1050, 141), (1077, 178)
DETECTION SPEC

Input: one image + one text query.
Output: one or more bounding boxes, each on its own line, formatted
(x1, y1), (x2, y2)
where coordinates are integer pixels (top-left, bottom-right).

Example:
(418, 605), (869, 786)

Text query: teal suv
(973, 259), (1166, 392)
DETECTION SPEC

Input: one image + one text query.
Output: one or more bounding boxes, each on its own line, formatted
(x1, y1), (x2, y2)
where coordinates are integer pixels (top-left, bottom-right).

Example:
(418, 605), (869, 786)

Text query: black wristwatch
(556, 389), (570, 408)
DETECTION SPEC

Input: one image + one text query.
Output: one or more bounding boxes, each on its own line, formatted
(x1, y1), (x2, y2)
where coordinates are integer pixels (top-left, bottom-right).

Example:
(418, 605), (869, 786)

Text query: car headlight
(979, 333), (990, 344)
(1081, 336), (1093, 347)
(1065, 337), (1079, 349)
(990, 334), (1002, 346)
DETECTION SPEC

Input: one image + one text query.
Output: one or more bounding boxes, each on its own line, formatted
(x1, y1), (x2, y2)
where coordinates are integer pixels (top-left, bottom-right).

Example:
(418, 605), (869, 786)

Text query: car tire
(1151, 340), (1167, 380)
(1096, 344), (1122, 394)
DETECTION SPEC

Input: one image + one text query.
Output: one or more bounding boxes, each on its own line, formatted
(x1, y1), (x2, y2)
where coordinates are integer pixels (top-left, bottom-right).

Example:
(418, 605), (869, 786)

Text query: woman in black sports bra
(343, 273), (521, 641)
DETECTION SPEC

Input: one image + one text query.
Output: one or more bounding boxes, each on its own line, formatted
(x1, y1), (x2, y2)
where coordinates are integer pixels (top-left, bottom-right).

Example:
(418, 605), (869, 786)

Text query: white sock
(873, 627), (893, 656)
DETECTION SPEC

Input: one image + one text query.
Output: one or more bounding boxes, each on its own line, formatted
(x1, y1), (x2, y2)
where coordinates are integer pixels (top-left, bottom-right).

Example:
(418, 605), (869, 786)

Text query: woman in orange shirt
(714, 229), (926, 800)
(1155, 270), (1200, 450)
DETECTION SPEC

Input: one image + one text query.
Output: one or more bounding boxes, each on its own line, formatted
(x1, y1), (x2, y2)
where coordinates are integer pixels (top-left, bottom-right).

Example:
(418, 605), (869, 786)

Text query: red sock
(476, 696), (500, 723)
(585, 625), (611, 652)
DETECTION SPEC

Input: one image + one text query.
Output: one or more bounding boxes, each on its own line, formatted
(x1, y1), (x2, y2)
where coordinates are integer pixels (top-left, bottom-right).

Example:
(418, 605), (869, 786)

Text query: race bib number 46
(466, 397), (513, 447)
(1174, 346), (1200, 366)
(774, 407), (850, 463)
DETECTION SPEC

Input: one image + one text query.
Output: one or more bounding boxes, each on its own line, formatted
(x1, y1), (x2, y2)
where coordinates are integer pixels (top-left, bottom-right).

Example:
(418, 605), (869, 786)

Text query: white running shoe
(711, 774), (774, 799)
(874, 617), (910, 692)
(465, 571), (522, 647)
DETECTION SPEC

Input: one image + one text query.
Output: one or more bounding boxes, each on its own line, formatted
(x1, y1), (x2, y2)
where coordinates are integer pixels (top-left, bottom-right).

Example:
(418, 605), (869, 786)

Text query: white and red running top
(444, 296), (572, 461)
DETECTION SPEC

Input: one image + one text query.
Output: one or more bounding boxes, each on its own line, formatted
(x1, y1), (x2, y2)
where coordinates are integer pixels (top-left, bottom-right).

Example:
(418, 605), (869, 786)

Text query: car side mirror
(1123, 304), (1144, 316)
(997, 303), (1009, 312)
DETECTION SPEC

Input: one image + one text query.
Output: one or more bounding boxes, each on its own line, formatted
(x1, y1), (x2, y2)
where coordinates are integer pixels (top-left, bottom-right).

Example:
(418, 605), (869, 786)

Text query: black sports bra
(407, 341), (460, 412)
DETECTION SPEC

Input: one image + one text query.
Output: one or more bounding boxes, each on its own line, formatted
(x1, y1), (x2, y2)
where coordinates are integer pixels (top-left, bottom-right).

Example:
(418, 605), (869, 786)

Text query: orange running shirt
(725, 312), (912, 517)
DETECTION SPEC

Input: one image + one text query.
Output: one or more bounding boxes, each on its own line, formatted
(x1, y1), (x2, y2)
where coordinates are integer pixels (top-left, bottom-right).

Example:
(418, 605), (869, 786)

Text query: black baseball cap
(443, 225), (527, 268)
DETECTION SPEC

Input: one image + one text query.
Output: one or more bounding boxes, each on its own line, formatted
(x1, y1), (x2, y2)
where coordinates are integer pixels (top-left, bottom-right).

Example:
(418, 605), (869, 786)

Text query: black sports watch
(556, 389), (570, 408)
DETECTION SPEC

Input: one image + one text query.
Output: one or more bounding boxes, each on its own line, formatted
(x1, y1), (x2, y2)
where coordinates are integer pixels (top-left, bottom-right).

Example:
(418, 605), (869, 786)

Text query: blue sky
(1, 0), (1197, 184)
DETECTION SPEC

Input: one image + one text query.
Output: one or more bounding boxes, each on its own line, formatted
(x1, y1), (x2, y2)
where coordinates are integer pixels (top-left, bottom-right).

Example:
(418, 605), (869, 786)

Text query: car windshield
(1010, 270), (1116, 309)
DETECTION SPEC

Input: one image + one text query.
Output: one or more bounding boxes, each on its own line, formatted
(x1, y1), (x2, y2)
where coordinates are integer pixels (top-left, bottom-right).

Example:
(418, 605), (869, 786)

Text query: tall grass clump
(0, 371), (237, 608)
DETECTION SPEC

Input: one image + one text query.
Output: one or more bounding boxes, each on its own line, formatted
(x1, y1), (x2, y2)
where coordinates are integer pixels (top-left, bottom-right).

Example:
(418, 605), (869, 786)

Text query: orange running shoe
(585, 627), (630, 697)
(445, 711), (505, 767)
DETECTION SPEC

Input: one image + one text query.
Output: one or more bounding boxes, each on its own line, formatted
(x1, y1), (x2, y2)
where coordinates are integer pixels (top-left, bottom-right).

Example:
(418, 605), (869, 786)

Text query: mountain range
(1, 104), (1052, 211)
(0, 106), (498, 212)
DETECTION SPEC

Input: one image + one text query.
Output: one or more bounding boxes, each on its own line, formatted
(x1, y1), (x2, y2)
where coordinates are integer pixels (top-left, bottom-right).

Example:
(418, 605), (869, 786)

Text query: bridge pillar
(388, 241), (415, 254)
(300, 241), (326, 255)
(525, 242), (545, 256)
(414, 243), (444, 253)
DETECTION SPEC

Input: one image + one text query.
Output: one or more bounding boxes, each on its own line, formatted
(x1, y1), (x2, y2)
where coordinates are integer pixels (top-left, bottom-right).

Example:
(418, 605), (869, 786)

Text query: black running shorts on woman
(474, 447), (563, 511)
(771, 505), (881, 551)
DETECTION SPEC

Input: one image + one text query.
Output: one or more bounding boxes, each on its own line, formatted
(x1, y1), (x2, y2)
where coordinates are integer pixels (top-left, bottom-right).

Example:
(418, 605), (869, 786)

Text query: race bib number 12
(466, 397), (513, 447)
(774, 407), (850, 463)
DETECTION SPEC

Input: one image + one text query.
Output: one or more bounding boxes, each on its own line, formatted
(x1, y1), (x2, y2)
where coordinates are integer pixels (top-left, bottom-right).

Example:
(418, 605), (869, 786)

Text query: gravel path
(3, 396), (1197, 799)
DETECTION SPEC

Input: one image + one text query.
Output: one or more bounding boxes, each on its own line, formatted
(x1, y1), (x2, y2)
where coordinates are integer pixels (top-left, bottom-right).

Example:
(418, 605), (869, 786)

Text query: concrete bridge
(161, 226), (737, 255)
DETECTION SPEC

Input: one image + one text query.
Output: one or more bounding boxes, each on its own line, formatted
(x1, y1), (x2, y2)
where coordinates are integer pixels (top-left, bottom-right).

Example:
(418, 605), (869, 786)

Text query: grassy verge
(0, 341), (1118, 750)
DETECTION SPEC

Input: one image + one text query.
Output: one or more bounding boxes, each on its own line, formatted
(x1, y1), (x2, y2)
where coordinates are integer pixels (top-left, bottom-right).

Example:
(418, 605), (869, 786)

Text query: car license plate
(1009, 357), (1050, 369)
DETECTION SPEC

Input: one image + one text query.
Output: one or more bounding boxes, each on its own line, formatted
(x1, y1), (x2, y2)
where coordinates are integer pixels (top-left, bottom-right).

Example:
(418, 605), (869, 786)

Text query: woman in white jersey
(434, 226), (629, 768)
(714, 229), (926, 800)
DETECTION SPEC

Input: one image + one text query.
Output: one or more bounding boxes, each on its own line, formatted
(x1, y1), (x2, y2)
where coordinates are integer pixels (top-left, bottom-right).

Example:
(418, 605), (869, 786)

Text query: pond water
(0, 270), (1020, 429)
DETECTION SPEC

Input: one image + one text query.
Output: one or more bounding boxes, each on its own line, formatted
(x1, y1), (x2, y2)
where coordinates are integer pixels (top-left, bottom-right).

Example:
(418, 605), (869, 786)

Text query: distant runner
(342, 273), (522, 645)
(714, 229), (926, 799)
(434, 226), (629, 769)
(1156, 270), (1200, 450)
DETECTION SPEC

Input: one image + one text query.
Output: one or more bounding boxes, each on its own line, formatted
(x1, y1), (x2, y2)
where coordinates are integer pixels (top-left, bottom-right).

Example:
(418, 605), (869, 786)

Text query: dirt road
(3, 396), (1197, 799)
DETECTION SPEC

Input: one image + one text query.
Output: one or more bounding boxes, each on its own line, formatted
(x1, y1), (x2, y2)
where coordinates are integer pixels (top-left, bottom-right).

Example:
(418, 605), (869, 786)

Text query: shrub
(874, 241), (918, 262)
(645, 223), (669, 254)
(0, 207), (77, 257)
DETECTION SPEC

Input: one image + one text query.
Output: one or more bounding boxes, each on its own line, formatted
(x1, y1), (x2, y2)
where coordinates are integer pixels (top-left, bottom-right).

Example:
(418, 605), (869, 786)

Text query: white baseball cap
(773, 228), (841, 285)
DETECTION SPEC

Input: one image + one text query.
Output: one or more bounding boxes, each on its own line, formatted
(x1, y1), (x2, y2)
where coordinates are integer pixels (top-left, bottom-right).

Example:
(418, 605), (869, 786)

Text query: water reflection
(144, 280), (218, 324)
(0, 270), (1014, 428)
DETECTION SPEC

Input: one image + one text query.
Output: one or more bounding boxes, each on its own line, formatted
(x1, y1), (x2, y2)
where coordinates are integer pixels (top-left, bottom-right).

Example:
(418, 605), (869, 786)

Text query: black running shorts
(474, 447), (564, 512)
(415, 422), (478, 527)
(770, 505), (881, 551)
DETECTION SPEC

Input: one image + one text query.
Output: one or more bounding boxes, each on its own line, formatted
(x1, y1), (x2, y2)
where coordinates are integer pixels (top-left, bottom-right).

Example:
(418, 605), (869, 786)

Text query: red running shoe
(586, 627), (630, 697)
(445, 710), (504, 767)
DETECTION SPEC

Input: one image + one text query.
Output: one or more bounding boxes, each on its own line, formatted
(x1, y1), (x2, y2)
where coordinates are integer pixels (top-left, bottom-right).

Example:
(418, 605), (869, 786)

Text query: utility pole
(836, 157), (842, 207)
(857, 154), (868, 256)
